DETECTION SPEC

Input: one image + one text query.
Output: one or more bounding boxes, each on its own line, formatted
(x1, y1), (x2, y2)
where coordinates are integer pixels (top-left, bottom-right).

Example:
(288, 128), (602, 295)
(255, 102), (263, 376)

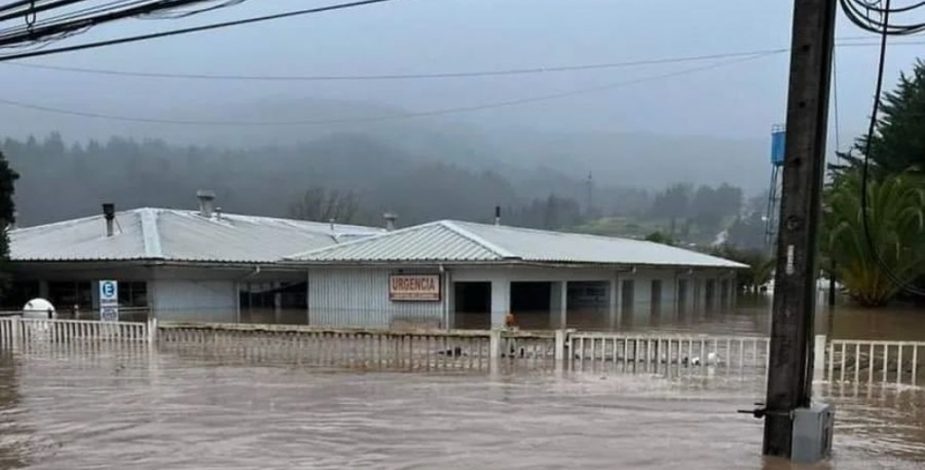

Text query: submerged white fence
(816, 335), (924, 387)
(0, 317), (152, 346)
(568, 332), (771, 369)
(0, 317), (923, 386)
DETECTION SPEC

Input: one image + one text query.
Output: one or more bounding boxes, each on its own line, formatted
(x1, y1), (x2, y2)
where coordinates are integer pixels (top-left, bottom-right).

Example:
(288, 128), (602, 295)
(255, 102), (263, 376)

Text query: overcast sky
(0, 0), (922, 149)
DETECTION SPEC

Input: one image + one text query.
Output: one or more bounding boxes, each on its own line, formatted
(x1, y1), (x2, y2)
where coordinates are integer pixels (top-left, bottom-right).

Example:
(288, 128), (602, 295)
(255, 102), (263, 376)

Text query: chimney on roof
(494, 206), (501, 226)
(196, 190), (216, 218)
(383, 212), (397, 231)
(102, 203), (115, 237)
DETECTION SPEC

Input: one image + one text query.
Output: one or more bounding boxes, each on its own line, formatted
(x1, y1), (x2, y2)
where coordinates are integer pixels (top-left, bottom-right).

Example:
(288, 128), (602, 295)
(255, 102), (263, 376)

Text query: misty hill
(2, 96), (772, 197)
(2, 133), (593, 228)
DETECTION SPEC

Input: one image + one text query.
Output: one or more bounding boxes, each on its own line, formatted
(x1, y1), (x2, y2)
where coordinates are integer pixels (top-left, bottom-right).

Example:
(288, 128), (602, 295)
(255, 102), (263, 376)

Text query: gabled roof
(10, 208), (381, 263)
(287, 220), (748, 269)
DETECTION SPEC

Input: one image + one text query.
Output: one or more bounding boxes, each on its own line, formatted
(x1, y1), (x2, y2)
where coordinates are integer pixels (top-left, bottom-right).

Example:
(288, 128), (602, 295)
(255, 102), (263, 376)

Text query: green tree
(711, 244), (774, 293)
(822, 170), (925, 307)
(0, 151), (19, 296)
(837, 59), (925, 174)
(644, 230), (675, 245)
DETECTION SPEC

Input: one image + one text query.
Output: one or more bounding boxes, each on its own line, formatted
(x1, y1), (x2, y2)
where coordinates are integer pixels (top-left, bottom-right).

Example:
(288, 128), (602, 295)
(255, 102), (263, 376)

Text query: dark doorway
(705, 279), (717, 310)
(650, 279), (663, 320)
(677, 278), (689, 315)
(454, 282), (491, 329)
(720, 279), (731, 311)
(510, 282), (552, 329)
(621, 279), (635, 312)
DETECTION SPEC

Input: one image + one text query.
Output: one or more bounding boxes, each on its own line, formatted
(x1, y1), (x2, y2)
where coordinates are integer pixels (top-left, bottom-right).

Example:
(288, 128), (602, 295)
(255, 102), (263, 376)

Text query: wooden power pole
(763, 0), (838, 459)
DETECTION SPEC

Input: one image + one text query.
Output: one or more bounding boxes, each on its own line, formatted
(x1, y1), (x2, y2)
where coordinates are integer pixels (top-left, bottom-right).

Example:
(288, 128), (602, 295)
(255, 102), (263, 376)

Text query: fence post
(813, 334), (826, 382)
(11, 316), (20, 350)
(489, 329), (502, 359)
(555, 329), (566, 361)
(147, 318), (158, 344)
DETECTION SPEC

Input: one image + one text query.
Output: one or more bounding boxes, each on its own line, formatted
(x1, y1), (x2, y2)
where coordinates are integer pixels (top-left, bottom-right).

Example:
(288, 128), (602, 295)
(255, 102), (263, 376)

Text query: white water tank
(23, 298), (56, 319)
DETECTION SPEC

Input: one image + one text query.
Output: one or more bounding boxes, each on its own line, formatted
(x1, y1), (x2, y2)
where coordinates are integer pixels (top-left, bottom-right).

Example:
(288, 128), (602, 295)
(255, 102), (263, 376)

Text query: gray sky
(0, 0), (922, 151)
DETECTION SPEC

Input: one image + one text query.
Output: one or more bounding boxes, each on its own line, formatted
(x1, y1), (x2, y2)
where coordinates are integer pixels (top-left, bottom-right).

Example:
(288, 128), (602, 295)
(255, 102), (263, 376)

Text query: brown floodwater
(1, 297), (922, 469)
(611, 294), (925, 341)
(0, 343), (923, 469)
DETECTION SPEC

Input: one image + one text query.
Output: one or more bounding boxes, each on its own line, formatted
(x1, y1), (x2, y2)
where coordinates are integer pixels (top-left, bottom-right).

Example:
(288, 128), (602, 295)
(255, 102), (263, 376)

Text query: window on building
(3, 281), (40, 310)
(118, 282), (148, 308)
(239, 281), (307, 325)
(48, 281), (92, 318)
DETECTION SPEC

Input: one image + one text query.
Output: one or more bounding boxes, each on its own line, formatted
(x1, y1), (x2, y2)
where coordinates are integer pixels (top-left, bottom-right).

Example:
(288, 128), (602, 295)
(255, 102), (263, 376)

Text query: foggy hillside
(0, 96), (772, 214)
(4, 131), (656, 228)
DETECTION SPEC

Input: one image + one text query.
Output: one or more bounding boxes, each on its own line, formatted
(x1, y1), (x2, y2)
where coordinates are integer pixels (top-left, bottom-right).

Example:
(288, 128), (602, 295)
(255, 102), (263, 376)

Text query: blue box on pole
(771, 127), (786, 166)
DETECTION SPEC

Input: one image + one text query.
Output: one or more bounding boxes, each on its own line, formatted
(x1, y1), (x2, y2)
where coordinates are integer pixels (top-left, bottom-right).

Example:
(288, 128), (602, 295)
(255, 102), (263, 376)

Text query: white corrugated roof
(288, 220), (748, 269)
(10, 208), (381, 263)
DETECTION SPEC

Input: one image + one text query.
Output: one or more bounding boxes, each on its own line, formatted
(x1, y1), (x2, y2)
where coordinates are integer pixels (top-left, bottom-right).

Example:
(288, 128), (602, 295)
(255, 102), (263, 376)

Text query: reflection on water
(0, 346), (923, 469)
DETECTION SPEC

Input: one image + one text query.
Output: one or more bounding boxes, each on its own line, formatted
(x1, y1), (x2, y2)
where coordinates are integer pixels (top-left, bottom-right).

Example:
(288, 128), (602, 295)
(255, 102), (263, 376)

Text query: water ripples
(0, 347), (922, 469)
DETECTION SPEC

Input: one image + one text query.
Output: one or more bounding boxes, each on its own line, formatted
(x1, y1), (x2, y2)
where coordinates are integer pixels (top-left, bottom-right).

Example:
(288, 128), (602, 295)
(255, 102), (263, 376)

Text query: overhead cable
(0, 51), (782, 126)
(0, 0), (396, 60)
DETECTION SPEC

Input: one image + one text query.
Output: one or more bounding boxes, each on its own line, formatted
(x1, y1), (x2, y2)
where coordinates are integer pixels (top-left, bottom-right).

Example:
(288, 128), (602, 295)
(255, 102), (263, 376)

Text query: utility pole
(762, 0), (837, 460)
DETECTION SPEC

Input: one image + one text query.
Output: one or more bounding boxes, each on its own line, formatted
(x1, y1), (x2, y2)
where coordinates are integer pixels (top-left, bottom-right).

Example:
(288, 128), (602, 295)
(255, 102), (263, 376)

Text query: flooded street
(616, 294), (925, 342)
(0, 344), (923, 469)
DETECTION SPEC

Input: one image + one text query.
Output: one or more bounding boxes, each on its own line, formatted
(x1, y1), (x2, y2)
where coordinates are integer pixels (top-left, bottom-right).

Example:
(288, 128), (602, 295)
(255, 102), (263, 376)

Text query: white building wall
(150, 279), (237, 322)
(308, 268), (444, 328)
(303, 265), (738, 330)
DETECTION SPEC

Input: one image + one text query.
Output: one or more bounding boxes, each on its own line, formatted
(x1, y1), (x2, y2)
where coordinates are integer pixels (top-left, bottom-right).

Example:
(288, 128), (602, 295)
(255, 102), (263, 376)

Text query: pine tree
(838, 59), (925, 174)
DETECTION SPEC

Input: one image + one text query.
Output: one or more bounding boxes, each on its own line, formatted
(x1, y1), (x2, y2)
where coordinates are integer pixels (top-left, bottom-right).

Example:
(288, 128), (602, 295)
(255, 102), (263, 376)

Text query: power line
(5, 39), (925, 82)
(4, 48), (790, 81)
(840, 0), (925, 35)
(0, 1), (219, 44)
(0, 51), (783, 126)
(853, 0), (925, 297)
(0, 0), (396, 61)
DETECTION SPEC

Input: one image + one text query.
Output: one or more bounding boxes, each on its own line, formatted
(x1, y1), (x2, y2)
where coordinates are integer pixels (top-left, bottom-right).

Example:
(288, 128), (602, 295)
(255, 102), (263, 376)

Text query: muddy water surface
(0, 344), (922, 470)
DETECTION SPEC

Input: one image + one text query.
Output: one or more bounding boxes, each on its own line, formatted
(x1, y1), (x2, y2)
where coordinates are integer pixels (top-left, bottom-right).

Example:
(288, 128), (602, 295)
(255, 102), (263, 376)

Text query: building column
(444, 273), (454, 330)
(548, 281), (567, 329)
(490, 279), (510, 329)
(38, 280), (49, 299)
(608, 277), (619, 330)
(273, 288), (282, 325)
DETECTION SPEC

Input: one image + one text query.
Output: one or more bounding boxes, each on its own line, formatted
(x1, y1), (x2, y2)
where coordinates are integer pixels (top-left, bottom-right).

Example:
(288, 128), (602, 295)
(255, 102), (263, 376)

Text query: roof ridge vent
(196, 190), (216, 218)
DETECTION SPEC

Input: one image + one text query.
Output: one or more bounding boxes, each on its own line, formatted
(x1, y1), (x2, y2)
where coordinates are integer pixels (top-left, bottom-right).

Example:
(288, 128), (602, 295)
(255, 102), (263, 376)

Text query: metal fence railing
(567, 332), (771, 370)
(0, 317), (922, 387)
(817, 336), (924, 387)
(0, 316), (152, 346)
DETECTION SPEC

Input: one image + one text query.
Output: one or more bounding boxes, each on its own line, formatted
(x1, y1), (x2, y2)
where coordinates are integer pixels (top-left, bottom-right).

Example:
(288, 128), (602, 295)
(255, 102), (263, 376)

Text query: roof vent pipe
(196, 190), (216, 218)
(383, 212), (397, 231)
(215, 206), (223, 221)
(494, 206), (501, 226)
(102, 203), (115, 237)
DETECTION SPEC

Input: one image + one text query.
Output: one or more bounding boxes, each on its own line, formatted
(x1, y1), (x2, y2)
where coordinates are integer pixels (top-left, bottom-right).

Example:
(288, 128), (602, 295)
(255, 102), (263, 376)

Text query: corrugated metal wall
(151, 279), (237, 322)
(308, 268), (443, 328)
